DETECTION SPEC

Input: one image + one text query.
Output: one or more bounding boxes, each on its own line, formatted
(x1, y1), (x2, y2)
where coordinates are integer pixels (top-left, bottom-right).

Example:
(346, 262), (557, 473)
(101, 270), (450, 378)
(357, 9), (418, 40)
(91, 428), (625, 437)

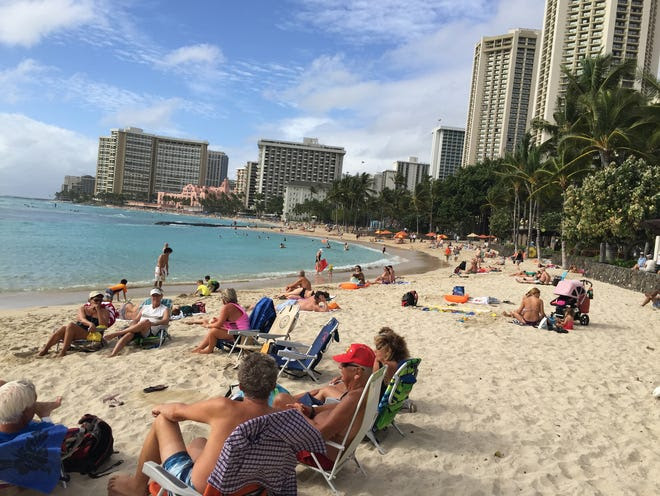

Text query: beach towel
(0, 422), (68, 493)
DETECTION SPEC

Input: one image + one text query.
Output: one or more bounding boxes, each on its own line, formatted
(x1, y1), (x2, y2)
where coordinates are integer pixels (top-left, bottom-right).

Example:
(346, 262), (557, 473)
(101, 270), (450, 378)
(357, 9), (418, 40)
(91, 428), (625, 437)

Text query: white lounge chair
(301, 366), (385, 494)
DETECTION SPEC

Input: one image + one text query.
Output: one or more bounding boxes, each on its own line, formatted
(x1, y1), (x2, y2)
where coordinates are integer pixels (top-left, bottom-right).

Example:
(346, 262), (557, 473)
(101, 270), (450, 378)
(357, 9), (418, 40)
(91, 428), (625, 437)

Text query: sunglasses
(92, 297), (103, 302)
(340, 362), (362, 369)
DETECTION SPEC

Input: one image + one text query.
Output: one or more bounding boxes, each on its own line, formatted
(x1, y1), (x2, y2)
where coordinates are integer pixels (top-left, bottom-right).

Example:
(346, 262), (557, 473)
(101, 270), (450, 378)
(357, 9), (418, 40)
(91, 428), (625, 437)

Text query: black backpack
(61, 414), (121, 477)
(401, 291), (418, 307)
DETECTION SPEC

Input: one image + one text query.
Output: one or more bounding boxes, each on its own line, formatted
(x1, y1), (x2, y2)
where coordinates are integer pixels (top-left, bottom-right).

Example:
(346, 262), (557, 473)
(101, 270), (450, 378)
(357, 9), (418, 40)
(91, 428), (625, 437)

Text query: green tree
(563, 157), (659, 252)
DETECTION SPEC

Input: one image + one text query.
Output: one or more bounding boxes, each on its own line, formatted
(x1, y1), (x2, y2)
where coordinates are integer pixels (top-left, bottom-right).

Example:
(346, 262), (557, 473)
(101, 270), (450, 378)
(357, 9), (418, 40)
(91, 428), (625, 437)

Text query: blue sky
(0, 0), (545, 198)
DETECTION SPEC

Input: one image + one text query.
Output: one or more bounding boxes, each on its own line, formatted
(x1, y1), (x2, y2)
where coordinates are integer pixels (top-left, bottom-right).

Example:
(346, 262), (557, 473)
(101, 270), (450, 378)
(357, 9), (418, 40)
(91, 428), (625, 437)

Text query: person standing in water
(154, 243), (173, 289)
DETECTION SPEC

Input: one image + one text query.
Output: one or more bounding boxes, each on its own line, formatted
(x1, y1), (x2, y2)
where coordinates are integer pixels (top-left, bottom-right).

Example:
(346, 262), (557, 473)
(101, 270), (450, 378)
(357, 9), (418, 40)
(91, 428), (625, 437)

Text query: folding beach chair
(300, 367), (386, 495)
(143, 409), (326, 496)
(0, 422), (69, 493)
(366, 358), (422, 454)
(227, 303), (299, 359)
(272, 317), (340, 381)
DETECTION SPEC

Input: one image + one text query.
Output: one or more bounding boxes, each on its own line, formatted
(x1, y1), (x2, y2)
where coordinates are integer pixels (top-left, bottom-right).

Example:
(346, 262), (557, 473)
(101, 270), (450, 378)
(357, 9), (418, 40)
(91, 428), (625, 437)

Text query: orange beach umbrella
(438, 234), (448, 239)
(394, 231), (408, 239)
(425, 232), (436, 237)
(380, 229), (392, 235)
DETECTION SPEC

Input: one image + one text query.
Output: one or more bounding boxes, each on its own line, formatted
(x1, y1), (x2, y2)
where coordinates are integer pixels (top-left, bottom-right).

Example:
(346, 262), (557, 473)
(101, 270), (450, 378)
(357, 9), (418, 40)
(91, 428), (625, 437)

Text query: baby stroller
(550, 279), (593, 325)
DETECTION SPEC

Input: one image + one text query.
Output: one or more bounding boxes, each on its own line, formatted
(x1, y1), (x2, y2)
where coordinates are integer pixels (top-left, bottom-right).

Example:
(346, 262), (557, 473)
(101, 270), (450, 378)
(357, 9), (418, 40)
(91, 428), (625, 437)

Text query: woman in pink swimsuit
(190, 288), (250, 354)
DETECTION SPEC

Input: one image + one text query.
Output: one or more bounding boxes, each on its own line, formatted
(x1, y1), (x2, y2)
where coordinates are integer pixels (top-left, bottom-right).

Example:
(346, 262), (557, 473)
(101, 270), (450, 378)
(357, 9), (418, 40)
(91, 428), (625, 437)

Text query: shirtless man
(273, 343), (375, 468)
(504, 287), (546, 326)
(154, 243), (173, 289)
(278, 270), (312, 299)
(107, 353), (278, 496)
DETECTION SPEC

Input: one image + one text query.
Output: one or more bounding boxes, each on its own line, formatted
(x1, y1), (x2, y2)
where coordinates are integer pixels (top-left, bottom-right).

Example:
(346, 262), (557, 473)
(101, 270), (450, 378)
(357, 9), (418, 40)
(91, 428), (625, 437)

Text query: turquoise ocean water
(0, 196), (392, 293)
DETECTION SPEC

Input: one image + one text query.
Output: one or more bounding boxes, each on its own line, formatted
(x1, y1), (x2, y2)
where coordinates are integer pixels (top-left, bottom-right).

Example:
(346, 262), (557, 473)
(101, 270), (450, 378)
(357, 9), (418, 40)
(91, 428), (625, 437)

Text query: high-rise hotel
(532, 0), (660, 141)
(95, 127), (228, 200)
(430, 126), (465, 180)
(462, 28), (541, 167)
(245, 137), (344, 207)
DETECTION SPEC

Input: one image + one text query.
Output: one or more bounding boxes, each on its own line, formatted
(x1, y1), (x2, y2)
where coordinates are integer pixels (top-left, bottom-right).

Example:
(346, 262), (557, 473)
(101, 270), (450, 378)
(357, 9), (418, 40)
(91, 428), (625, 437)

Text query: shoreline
(0, 238), (441, 311)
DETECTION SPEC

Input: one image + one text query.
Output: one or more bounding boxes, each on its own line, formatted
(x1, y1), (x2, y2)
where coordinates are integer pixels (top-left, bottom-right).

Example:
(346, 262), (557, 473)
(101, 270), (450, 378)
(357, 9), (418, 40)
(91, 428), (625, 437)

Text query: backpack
(191, 301), (206, 313)
(61, 414), (121, 477)
(401, 291), (418, 307)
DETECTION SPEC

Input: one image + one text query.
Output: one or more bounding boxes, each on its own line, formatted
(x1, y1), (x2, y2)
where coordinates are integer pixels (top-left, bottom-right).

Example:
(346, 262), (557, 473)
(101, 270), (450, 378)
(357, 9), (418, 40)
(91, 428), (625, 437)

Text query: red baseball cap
(333, 343), (375, 368)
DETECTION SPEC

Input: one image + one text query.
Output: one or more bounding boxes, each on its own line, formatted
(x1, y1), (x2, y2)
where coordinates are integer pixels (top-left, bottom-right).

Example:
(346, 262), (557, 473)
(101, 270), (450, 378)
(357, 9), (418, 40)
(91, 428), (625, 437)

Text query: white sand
(1, 241), (659, 495)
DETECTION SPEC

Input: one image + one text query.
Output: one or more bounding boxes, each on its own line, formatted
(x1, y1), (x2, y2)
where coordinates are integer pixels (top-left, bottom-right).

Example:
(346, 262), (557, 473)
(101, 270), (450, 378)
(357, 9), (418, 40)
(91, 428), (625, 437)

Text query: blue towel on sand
(0, 422), (68, 493)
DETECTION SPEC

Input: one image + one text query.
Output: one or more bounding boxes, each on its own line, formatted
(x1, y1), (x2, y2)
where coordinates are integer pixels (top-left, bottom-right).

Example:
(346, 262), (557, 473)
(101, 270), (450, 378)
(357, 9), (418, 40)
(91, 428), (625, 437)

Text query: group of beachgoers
(7, 326), (414, 496)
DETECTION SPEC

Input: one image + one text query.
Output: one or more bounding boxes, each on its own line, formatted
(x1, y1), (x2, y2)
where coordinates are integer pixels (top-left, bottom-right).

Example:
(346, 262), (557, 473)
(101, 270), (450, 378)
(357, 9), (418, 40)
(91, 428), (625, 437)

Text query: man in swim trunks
(279, 270), (312, 299)
(272, 343), (375, 469)
(276, 291), (330, 312)
(154, 243), (172, 289)
(107, 353), (278, 496)
(504, 287), (546, 326)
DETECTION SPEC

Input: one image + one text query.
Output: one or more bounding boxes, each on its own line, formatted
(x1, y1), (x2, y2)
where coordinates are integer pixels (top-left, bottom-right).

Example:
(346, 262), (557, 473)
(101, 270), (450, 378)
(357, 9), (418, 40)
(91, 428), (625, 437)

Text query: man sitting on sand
(276, 291), (330, 312)
(107, 353), (278, 496)
(278, 270), (312, 299)
(103, 288), (170, 357)
(272, 344), (375, 469)
(0, 380), (63, 439)
(503, 287), (546, 326)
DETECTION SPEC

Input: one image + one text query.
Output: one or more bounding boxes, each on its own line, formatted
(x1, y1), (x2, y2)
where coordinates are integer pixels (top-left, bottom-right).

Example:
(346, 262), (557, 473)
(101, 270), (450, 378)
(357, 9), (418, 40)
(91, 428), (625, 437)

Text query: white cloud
(160, 43), (224, 67)
(102, 99), (182, 134)
(0, 113), (98, 198)
(289, 0), (495, 44)
(0, 0), (96, 47)
(268, 0), (546, 175)
(0, 58), (48, 103)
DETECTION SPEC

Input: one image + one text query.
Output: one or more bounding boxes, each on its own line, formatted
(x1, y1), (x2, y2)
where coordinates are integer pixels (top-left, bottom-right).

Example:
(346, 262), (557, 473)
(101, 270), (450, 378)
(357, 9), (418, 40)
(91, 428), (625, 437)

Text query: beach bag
(452, 286), (465, 296)
(401, 291), (418, 307)
(191, 301), (206, 313)
(61, 414), (121, 477)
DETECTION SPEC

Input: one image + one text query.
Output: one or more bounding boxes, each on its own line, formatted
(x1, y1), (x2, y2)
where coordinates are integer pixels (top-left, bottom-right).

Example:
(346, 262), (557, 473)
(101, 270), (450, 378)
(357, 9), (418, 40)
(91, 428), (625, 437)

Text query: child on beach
(105, 279), (128, 302)
(192, 280), (211, 297)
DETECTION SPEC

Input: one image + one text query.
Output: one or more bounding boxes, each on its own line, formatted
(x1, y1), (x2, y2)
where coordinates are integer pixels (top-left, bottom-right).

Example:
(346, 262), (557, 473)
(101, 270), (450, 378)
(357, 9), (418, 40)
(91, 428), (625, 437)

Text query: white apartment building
(394, 157), (430, 192)
(532, 0), (660, 141)
(250, 137), (344, 207)
(281, 181), (331, 221)
(95, 127), (209, 200)
(371, 170), (398, 193)
(463, 28), (541, 167)
(430, 126), (466, 180)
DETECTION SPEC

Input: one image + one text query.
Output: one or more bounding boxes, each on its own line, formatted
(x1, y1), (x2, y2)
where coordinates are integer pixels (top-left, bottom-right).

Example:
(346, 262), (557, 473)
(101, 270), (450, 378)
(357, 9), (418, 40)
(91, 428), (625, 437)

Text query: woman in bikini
(188, 288), (250, 354)
(504, 287), (546, 326)
(38, 290), (111, 357)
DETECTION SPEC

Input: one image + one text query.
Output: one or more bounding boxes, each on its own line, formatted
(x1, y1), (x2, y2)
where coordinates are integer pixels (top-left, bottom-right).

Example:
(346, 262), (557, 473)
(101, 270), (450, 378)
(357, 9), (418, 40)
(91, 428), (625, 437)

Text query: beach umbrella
(438, 234), (448, 239)
(374, 230), (382, 235)
(394, 231), (408, 239)
(478, 234), (489, 239)
(425, 232), (436, 237)
(380, 229), (392, 235)
(467, 233), (479, 238)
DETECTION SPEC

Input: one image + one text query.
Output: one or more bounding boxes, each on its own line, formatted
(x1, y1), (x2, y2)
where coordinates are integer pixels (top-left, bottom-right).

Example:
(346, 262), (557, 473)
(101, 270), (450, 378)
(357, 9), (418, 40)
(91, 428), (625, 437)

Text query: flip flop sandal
(108, 398), (124, 407)
(143, 385), (168, 393)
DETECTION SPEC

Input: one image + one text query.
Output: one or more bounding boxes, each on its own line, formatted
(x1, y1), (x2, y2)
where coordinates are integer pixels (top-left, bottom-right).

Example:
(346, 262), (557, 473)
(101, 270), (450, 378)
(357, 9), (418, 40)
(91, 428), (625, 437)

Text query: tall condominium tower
(430, 126), (466, 180)
(95, 127), (208, 200)
(394, 157), (430, 192)
(251, 137), (344, 207)
(533, 0), (660, 139)
(206, 150), (229, 187)
(462, 28), (541, 167)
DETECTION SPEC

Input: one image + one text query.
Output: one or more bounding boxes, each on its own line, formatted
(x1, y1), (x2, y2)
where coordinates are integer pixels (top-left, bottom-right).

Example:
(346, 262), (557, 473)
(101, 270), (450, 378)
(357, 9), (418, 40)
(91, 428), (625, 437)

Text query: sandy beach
(1, 237), (658, 495)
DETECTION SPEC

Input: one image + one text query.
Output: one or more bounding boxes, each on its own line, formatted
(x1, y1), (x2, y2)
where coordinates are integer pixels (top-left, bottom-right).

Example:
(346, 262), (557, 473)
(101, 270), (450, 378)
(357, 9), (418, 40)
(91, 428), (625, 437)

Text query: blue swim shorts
(162, 451), (194, 493)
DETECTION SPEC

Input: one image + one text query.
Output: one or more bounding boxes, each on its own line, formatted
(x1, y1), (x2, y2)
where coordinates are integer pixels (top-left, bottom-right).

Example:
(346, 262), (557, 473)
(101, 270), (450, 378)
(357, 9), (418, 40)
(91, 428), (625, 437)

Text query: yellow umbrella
(467, 233), (479, 238)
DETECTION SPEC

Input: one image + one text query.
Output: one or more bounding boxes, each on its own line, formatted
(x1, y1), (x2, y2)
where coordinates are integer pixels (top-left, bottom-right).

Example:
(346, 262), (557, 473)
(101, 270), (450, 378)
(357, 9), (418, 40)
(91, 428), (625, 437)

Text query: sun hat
(88, 290), (104, 299)
(333, 343), (375, 368)
(150, 288), (164, 296)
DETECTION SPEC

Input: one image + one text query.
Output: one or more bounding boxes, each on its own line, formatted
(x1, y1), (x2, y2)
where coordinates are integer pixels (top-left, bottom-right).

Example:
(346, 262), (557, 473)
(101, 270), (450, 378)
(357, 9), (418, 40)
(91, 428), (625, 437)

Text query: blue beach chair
(272, 317), (340, 381)
(215, 297), (277, 352)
